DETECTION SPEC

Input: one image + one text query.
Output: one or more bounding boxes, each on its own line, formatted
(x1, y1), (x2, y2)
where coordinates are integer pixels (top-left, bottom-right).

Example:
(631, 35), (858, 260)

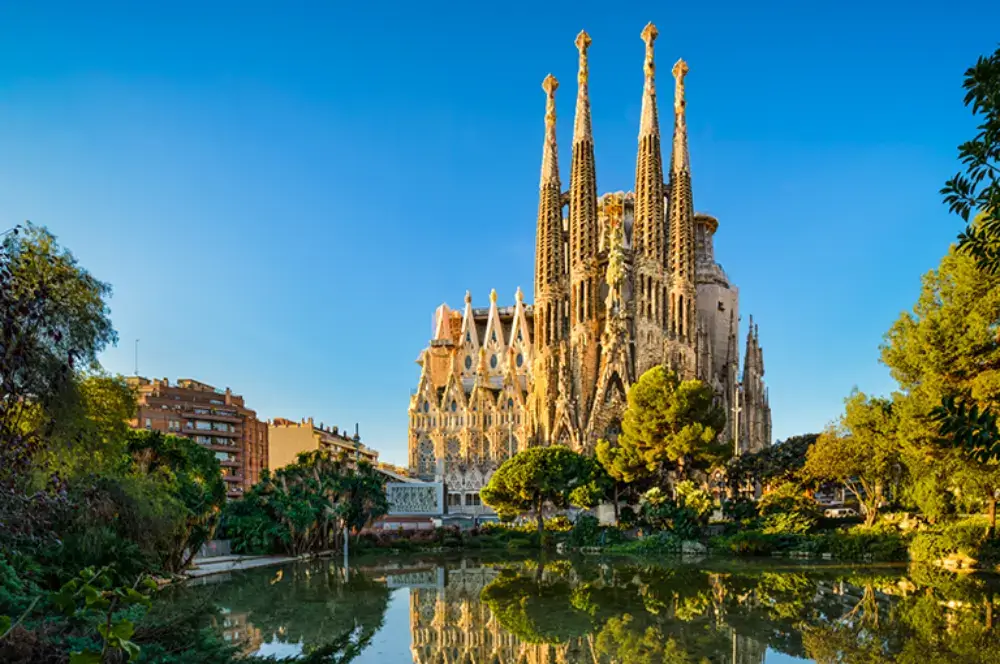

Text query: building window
(423, 401), (430, 413)
(490, 355), (498, 369)
(465, 493), (481, 506)
(144, 418), (151, 429)
(448, 493), (462, 507)
(465, 355), (472, 370)
(195, 421), (212, 431)
(450, 400), (457, 412)
(516, 353), (524, 367)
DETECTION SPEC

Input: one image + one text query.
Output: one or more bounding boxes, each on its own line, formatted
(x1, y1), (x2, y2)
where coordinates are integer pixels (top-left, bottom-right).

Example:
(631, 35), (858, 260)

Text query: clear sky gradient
(2, 1), (997, 465)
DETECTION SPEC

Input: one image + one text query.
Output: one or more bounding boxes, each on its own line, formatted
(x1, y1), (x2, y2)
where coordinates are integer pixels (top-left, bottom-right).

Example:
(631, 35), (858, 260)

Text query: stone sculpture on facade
(408, 24), (772, 513)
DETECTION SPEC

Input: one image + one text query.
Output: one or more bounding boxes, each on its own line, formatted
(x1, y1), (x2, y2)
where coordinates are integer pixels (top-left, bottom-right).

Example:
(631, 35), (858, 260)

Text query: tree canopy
(942, 45), (1000, 275)
(802, 391), (901, 526)
(0, 224), (116, 485)
(880, 246), (1000, 525)
(480, 446), (607, 534)
(726, 433), (818, 493)
(616, 366), (727, 483)
(224, 451), (388, 556)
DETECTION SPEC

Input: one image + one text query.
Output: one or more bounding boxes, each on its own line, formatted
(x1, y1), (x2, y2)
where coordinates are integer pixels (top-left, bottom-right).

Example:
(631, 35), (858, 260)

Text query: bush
(609, 531), (682, 555)
(618, 506), (638, 527)
(506, 538), (533, 551)
(544, 515), (573, 532)
(910, 518), (1000, 566)
(723, 499), (758, 522)
(716, 532), (779, 556)
(761, 511), (815, 535)
(569, 515), (601, 547)
(757, 482), (820, 533)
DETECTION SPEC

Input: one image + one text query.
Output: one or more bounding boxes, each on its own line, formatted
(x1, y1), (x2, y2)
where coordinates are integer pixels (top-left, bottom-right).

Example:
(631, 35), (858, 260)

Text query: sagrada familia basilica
(408, 24), (771, 507)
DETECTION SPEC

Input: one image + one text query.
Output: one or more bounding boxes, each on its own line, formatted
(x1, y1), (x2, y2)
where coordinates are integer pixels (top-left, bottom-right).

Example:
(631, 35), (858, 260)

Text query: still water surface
(174, 554), (1000, 663)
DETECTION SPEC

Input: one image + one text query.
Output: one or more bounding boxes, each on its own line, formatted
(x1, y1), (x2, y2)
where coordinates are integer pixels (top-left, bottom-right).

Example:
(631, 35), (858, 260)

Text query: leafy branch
(941, 45), (1000, 274)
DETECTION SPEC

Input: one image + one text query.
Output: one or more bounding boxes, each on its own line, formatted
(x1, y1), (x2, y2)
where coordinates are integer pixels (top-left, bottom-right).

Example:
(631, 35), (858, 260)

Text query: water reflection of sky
(355, 589), (413, 662)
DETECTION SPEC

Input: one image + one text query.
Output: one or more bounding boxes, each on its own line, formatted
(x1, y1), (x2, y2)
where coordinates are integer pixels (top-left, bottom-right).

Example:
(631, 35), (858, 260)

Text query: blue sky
(1, 1), (997, 465)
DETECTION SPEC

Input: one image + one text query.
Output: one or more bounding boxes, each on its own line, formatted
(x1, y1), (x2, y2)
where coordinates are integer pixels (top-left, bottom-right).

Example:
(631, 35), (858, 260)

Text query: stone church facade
(408, 24), (771, 511)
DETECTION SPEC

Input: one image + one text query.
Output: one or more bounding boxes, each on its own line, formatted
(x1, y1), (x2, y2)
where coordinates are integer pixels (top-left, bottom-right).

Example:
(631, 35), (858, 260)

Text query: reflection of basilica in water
(403, 562), (768, 664)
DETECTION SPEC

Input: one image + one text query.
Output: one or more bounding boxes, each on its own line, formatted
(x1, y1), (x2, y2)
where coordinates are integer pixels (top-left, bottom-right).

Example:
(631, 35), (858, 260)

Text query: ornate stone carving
(387, 482), (443, 516)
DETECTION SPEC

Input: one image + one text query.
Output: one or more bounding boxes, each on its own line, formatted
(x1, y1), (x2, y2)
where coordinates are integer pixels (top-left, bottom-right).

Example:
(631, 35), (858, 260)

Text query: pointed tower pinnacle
(671, 59), (690, 172)
(667, 56), (696, 344)
(572, 31), (593, 142)
(633, 20), (668, 367)
(633, 22), (665, 266)
(540, 75), (560, 187)
(569, 30), (601, 413)
(639, 23), (660, 138)
(534, 74), (566, 348)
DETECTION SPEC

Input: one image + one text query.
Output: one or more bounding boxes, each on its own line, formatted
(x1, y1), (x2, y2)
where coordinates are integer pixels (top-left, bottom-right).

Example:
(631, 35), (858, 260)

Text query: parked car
(824, 507), (858, 518)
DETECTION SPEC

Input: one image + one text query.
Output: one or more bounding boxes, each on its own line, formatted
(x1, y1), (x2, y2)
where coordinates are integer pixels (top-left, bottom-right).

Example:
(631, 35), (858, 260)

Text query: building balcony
(183, 426), (239, 438)
(223, 474), (244, 484)
(219, 459), (241, 468)
(181, 409), (242, 424)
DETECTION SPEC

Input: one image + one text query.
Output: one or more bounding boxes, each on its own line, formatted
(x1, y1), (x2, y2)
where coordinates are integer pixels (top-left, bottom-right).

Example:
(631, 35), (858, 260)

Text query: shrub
(909, 518), (1000, 565)
(569, 515), (601, 547)
(618, 506), (638, 527)
(544, 515), (573, 532)
(761, 511), (815, 535)
(506, 538), (533, 551)
(391, 539), (416, 552)
(723, 499), (758, 522)
(610, 531), (682, 555)
(717, 532), (778, 556)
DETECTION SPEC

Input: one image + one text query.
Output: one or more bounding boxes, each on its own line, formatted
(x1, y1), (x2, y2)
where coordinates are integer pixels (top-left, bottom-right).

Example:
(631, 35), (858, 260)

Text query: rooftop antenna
(134, 339), (140, 376)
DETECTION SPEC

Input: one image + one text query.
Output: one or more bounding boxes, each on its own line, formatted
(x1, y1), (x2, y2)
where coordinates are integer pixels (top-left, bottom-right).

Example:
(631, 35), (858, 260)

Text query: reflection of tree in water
(414, 559), (1000, 664)
(205, 561), (390, 661)
(178, 556), (1000, 664)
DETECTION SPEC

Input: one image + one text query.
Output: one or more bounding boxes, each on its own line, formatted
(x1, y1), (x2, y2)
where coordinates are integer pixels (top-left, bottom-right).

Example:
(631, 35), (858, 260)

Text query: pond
(171, 554), (1000, 663)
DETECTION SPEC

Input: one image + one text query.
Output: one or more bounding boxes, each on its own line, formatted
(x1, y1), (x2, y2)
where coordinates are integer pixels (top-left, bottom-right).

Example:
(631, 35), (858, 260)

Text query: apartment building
(268, 417), (378, 470)
(128, 377), (268, 499)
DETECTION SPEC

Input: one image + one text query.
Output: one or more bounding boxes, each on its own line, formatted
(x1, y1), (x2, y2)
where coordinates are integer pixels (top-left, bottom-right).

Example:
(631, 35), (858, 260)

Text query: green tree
(595, 436), (646, 522)
(726, 433), (818, 495)
(802, 392), (901, 526)
(0, 224), (116, 485)
(480, 446), (606, 536)
(224, 451), (388, 556)
(126, 430), (227, 571)
(881, 247), (1000, 526)
(40, 374), (137, 477)
(941, 46), (1000, 275)
(933, 397), (1000, 532)
(617, 366), (727, 484)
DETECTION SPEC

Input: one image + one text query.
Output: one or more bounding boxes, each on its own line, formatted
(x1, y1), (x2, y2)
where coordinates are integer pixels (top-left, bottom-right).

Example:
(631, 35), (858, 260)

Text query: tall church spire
(633, 22), (665, 265)
(569, 30), (601, 418)
(534, 74), (565, 310)
(632, 23), (669, 377)
(667, 58), (697, 344)
(532, 74), (567, 446)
